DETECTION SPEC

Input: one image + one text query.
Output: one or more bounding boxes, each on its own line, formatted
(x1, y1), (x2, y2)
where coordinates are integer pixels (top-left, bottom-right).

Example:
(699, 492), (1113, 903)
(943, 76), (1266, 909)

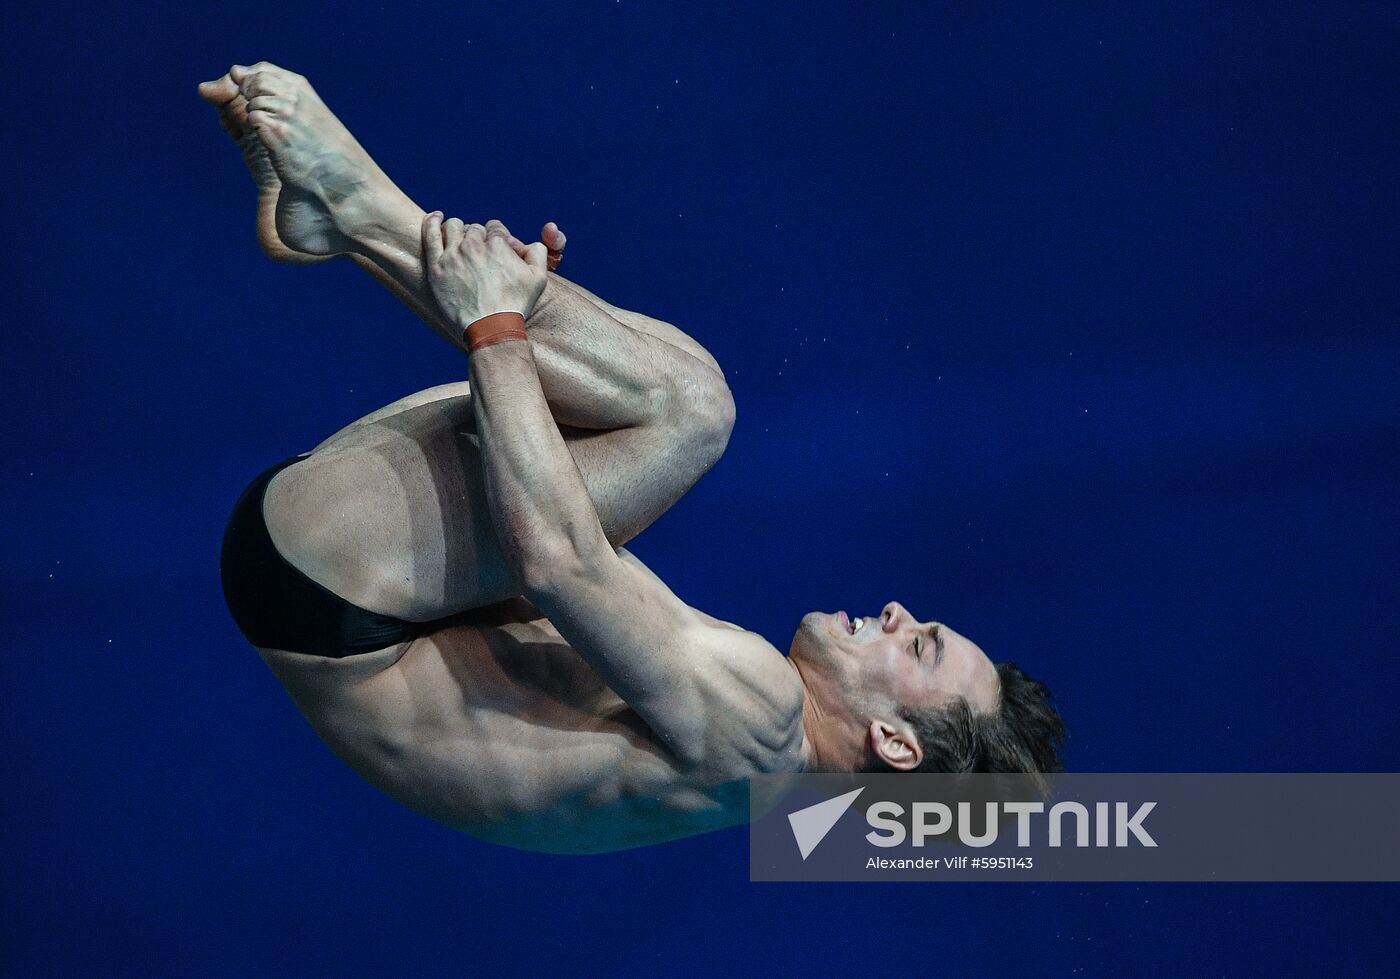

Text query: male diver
(204, 63), (1064, 853)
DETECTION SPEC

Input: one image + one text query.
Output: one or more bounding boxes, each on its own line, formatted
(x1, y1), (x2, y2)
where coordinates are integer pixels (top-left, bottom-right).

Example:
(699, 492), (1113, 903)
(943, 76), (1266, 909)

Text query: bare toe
(199, 73), (253, 143)
(197, 74), (239, 104)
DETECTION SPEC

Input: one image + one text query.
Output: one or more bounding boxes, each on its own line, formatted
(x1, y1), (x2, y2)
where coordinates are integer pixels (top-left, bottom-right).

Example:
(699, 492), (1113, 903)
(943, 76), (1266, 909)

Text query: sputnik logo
(787, 788), (865, 859)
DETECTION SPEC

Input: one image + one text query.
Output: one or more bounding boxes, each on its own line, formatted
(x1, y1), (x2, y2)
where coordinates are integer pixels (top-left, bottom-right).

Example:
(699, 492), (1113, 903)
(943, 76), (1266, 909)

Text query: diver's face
(790, 602), (1000, 715)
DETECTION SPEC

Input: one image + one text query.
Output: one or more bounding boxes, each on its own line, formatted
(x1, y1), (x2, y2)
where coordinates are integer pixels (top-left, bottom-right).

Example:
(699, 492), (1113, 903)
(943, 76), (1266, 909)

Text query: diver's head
(789, 602), (1065, 776)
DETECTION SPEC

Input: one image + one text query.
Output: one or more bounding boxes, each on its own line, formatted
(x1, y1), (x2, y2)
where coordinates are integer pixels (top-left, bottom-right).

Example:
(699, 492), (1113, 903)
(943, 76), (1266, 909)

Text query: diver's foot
(197, 73), (331, 264)
(222, 63), (399, 258)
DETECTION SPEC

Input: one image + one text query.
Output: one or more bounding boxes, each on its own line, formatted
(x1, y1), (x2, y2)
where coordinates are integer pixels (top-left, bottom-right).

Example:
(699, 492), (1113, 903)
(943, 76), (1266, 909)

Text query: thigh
(309, 381), (474, 451)
(265, 387), (505, 622)
(261, 386), (686, 624)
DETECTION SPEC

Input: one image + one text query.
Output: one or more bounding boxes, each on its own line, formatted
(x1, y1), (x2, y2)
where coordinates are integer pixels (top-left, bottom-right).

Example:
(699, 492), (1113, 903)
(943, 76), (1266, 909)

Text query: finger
(541, 222), (566, 270)
(486, 235), (518, 259)
(523, 241), (549, 272)
(422, 212), (444, 264)
(465, 223), (487, 242)
(443, 217), (465, 250)
(541, 222), (567, 251)
(484, 219), (513, 240)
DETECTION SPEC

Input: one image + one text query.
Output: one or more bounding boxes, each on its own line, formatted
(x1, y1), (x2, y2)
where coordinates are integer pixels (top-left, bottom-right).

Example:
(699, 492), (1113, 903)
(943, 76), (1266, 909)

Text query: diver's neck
(788, 658), (864, 773)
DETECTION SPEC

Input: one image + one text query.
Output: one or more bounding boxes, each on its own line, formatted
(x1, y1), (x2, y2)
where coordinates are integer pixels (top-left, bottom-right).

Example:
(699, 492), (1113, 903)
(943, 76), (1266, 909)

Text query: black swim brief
(220, 454), (417, 657)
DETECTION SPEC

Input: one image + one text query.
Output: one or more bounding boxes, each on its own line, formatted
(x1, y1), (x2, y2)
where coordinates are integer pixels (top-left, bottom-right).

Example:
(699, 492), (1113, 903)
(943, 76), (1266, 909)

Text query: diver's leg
(196, 64), (724, 423)
(262, 374), (730, 622)
(273, 204), (734, 622)
(201, 64), (734, 619)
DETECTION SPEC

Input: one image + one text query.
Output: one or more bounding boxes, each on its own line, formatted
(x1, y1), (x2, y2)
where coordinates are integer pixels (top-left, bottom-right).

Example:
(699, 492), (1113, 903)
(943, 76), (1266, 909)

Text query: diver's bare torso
(258, 598), (806, 854)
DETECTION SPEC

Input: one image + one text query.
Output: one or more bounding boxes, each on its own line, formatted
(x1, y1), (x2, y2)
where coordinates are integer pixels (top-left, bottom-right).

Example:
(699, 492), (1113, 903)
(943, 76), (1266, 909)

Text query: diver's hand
(422, 213), (549, 327)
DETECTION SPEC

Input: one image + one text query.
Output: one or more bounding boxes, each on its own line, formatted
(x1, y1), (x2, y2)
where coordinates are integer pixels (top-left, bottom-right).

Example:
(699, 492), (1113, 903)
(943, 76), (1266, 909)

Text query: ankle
(338, 195), (421, 257)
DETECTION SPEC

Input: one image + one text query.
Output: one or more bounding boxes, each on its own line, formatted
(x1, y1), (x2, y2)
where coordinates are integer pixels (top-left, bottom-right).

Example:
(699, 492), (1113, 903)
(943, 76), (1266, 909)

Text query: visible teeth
(852, 617), (865, 633)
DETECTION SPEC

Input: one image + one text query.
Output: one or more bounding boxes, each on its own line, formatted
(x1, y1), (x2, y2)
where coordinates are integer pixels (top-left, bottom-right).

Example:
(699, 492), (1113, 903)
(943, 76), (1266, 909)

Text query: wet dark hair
(886, 662), (1066, 787)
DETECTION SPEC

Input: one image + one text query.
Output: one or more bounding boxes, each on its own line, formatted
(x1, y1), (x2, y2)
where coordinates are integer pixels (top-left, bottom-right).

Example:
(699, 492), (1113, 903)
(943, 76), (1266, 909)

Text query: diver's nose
(881, 602), (902, 632)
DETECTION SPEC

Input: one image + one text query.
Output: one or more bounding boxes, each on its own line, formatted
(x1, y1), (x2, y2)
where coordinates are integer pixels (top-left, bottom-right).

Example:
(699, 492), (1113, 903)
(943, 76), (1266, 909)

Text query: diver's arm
(422, 213), (720, 763)
(464, 312), (794, 768)
(465, 336), (625, 580)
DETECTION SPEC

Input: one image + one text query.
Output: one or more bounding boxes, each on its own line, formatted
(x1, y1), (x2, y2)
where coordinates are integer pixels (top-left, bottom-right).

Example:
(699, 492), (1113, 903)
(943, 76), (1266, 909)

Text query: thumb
(522, 241), (549, 272)
(422, 211), (444, 264)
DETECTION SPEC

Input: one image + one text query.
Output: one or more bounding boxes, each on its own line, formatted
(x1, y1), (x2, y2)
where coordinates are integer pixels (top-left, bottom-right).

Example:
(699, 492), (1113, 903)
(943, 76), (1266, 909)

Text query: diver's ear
(869, 719), (922, 771)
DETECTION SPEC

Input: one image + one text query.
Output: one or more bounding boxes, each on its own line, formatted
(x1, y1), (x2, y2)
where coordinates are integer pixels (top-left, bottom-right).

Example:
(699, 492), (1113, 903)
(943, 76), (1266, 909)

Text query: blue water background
(4, 2), (1398, 974)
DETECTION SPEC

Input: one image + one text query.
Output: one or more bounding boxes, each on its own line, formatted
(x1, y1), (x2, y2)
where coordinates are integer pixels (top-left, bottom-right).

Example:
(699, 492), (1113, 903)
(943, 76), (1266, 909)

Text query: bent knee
(669, 370), (736, 470)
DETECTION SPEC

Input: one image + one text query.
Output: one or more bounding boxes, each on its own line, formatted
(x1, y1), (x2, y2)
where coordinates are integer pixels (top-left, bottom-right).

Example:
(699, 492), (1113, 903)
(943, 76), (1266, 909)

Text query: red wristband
(465, 311), (528, 352)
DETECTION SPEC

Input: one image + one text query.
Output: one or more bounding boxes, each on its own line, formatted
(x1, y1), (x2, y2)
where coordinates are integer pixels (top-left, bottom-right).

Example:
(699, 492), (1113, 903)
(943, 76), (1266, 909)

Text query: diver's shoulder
(683, 622), (806, 772)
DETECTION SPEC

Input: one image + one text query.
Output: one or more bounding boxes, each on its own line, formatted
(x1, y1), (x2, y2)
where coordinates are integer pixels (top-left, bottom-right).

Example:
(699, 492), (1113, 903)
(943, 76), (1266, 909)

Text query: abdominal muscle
(256, 608), (750, 853)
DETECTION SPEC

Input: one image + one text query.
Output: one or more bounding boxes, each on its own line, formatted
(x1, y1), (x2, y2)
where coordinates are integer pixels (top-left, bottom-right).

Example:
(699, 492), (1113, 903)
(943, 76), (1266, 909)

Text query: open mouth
(837, 611), (866, 636)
